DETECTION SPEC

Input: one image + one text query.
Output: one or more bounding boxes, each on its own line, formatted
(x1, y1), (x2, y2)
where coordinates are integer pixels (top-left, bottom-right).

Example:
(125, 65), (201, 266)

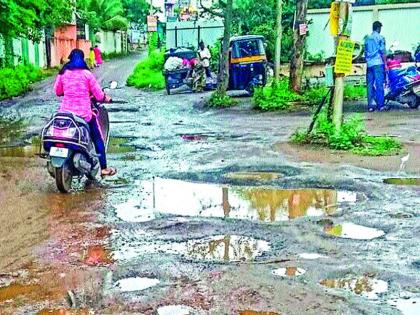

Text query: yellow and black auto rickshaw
(229, 35), (267, 94)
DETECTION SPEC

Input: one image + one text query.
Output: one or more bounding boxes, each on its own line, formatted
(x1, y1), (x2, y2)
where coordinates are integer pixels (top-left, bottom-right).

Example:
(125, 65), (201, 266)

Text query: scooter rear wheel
(55, 162), (73, 193)
(407, 95), (419, 109)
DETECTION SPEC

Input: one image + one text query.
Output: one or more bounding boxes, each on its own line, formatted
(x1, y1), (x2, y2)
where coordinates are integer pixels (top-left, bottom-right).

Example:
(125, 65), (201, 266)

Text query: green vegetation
(0, 65), (44, 101)
(102, 51), (129, 61)
(127, 50), (165, 90)
(291, 110), (402, 156)
(208, 91), (238, 108)
(253, 79), (328, 111)
(344, 84), (366, 101)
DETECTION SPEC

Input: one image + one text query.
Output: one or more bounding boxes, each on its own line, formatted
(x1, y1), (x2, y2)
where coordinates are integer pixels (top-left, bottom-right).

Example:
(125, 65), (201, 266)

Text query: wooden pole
(274, 0), (283, 81)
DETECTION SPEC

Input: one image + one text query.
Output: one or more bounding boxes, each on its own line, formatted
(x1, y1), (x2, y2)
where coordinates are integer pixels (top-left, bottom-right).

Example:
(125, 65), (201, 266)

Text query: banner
(335, 39), (355, 74)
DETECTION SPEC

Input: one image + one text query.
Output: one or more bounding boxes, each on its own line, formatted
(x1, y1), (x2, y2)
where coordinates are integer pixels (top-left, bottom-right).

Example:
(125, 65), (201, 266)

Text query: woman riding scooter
(54, 49), (117, 177)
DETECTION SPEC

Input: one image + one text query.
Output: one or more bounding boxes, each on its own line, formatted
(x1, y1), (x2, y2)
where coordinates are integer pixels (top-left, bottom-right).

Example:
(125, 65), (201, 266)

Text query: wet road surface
(0, 53), (420, 314)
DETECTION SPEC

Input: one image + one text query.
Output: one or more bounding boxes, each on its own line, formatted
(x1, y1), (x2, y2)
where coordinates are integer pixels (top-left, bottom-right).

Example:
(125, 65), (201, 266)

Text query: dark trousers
(88, 116), (107, 169)
(367, 65), (385, 109)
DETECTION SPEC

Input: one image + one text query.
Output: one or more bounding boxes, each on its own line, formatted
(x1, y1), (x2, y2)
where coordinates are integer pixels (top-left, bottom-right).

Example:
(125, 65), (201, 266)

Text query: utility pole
(331, 0), (354, 129)
(274, 0), (283, 81)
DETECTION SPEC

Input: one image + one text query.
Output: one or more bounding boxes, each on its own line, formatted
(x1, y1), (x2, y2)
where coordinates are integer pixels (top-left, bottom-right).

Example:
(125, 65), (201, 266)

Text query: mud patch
(383, 178), (420, 186)
(115, 277), (160, 292)
(323, 222), (385, 240)
(119, 178), (357, 223)
(224, 172), (281, 181)
(320, 275), (388, 300)
(272, 267), (306, 277)
(388, 296), (420, 315)
(0, 144), (39, 157)
(37, 309), (90, 315)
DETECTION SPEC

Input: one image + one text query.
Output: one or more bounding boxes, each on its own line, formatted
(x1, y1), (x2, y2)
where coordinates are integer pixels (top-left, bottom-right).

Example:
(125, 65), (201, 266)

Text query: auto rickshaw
(229, 35), (267, 94)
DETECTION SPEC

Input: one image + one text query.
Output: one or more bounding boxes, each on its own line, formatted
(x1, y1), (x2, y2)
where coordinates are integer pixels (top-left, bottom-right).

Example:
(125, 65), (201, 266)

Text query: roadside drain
(272, 267), (306, 277)
(323, 222), (385, 240)
(113, 178), (357, 223)
(383, 178), (420, 186)
(320, 275), (388, 300)
(388, 297), (420, 315)
(113, 235), (270, 263)
(157, 305), (198, 315)
(115, 277), (160, 292)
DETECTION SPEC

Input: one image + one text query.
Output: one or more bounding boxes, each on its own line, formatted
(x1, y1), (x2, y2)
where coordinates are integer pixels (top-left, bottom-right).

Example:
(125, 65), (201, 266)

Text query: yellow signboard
(330, 2), (339, 36)
(335, 39), (355, 74)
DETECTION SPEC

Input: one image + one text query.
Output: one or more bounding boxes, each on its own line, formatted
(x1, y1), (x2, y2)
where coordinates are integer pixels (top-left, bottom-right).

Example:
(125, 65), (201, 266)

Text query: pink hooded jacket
(54, 69), (105, 122)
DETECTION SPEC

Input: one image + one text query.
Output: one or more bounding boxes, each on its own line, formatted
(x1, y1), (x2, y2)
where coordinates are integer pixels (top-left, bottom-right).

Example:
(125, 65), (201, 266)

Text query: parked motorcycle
(385, 58), (420, 109)
(40, 81), (121, 193)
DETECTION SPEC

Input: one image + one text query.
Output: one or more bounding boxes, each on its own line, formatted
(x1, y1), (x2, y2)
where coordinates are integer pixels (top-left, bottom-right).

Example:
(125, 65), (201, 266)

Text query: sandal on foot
(101, 168), (117, 177)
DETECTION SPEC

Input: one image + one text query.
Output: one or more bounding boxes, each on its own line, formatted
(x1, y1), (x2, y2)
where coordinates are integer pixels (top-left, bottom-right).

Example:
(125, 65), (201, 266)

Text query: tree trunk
(274, 0), (283, 81)
(217, 0), (233, 94)
(289, 0), (308, 93)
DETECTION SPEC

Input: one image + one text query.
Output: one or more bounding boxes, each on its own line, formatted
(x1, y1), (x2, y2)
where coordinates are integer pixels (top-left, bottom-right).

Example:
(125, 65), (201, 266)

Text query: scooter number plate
(50, 147), (69, 158)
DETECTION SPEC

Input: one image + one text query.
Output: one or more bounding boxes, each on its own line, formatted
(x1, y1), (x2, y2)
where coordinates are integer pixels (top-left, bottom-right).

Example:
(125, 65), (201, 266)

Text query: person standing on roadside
(93, 45), (103, 66)
(198, 41), (212, 78)
(364, 21), (388, 112)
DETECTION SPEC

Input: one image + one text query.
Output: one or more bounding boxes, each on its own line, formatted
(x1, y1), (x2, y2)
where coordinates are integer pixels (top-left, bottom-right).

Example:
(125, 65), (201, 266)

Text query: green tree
(77, 0), (128, 32)
(122, 0), (149, 24)
(0, 0), (73, 41)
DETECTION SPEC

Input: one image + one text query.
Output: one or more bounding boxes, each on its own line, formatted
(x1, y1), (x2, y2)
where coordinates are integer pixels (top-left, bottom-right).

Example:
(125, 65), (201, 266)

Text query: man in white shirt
(198, 41), (212, 77)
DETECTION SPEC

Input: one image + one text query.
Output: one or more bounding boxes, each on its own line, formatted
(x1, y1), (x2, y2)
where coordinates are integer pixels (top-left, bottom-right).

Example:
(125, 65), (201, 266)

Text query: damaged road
(0, 53), (419, 315)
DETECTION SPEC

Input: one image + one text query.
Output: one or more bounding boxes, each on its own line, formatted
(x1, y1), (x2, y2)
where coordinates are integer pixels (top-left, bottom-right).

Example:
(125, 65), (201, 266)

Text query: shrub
(0, 64), (43, 101)
(126, 50), (165, 90)
(291, 109), (402, 156)
(208, 91), (238, 108)
(344, 84), (366, 101)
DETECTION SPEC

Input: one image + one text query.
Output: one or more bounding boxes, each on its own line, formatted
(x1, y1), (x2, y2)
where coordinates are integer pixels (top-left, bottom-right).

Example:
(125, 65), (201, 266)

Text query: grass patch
(291, 110), (402, 156)
(108, 137), (136, 154)
(253, 79), (328, 111)
(0, 64), (44, 100)
(126, 50), (165, 90)
(208, 91), (238, 108)
(344, 84), (366, 101)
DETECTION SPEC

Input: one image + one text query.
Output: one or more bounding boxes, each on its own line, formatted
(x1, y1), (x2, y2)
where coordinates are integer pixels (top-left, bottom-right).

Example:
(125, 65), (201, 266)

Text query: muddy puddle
(107, 137), (136, 154)
(115, 277), (160, 292)
(323, 222), (385, 240)
(298, 253), (327, 260)
(113, 235), (270, 263)
(388, 296), (420, 315)
(37, 309), (91, 315)
(113, 178), (357, 223)
(239, 310), (280, 315)
(272, 267), (306, 277)
(157, 305), (198, 315)
(383, 178), (420, 186)
(224, 172), (281, 181)
(0, 144), (39, 157)
(320, 275), (388, 300)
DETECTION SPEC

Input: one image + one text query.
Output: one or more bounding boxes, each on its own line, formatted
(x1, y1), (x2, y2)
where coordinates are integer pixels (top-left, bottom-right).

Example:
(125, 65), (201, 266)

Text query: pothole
(115, 199), (156, 222)
(181, 134), (208, 141)
(272, 267), (306, 277)
(383, 178), (420, 186)
(239, 311), (280, 315)
(224, 172), (281, 181)
(113, 235), (270, 263)
(320, 275), (388, 300)
(114, 277), (160, 292)
(323, 222), (385, 240)
(157, 305), (198, 315)
(113, 178), (357, 223)
(388, 296), (420, 315)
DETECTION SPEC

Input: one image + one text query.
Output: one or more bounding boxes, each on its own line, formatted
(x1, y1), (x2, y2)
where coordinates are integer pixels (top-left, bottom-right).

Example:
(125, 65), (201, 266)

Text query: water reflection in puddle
(0, 145), (39, 157)
(323, 223), (385, 240)
(320, 276), (388, 300)
(272, 267), (306, 277)
(113, 235), (270, 263)
(298, 253), (327, 260)
(224, 172), (281, 181)
(113, 178), (357, 223)
(115, 277), (160, 292)
(388, 297), (420, 315)
(157, 305), (197, 315)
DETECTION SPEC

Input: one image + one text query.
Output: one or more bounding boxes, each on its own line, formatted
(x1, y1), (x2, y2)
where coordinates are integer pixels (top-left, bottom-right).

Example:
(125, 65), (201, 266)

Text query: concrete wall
(96, 30), (127, 54)
(166, 20), (224, 49)
(307, 3), (420, 58)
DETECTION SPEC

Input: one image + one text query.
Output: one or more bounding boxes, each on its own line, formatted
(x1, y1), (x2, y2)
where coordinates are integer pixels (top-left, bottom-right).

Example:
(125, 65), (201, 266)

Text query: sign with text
(147, 15), (158, 32)
(335, 39), (355, 74)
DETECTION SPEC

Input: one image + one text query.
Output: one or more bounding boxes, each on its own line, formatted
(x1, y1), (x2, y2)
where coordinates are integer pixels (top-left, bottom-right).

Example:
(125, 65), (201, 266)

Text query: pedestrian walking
(93, 45), (103, 66)
(88, 47), (96, 69)
(364, 21), (388, 112)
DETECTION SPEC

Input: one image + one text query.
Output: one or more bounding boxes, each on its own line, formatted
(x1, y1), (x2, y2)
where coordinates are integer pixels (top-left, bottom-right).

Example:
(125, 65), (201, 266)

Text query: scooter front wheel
(55, 162), (73, 193)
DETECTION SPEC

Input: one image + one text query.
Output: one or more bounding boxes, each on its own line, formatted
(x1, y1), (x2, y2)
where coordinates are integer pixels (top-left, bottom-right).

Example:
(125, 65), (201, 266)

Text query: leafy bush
(291, 109), (402, 156)
(0, 64), (43, 100)
(253, 79), (329, 111)
(208, 91), (238, 108)
(102, 51), (129, 61)
(344, 84), (366, 101)
(126, 50), (165, 90)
